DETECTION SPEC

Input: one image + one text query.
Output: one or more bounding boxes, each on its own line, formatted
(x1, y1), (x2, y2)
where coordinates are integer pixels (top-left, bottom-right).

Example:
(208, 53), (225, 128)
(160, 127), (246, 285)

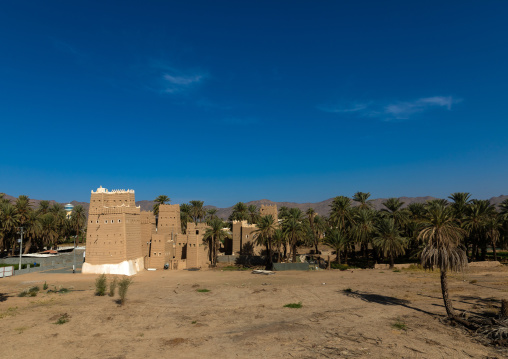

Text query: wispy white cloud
(147, 62), (207, 94)
(318, 96), (461, 121)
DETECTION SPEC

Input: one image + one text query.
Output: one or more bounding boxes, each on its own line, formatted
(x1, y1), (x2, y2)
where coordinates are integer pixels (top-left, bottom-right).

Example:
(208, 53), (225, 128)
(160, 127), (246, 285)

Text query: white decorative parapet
(82, 257), (144, 276)
(91, 186), (135, 194)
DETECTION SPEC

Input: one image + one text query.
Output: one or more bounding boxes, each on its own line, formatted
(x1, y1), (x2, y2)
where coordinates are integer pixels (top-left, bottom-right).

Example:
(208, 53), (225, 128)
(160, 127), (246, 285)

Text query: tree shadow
(342, 290), (437, 316)
(0, 293), (11, 302)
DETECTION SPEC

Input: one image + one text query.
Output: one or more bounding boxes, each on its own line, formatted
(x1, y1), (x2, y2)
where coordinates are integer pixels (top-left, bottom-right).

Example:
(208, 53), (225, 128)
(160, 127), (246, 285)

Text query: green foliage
(95, 274), (107, 296)
(392, 318), (407, 331)
(54, 313), (70, 325)
(118, 277), (133, 305)
(343, 288), (353, 293)
(330, 263), (349, 270)
(197, 289), (210, 293)
(109, 277), (117, 297)
(18, 286), (39, 297)
(43, 281), (48, 290)
(393, 269), (401, 272)
(283, 302), (303, 308)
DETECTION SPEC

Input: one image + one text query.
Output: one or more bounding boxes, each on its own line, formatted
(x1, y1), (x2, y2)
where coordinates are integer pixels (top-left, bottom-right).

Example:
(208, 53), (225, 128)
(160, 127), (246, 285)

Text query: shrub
(283, 302), (302, 308)
(343, 288), (353, 293)
(470, 279), (478, 284)
(118, 277), (132, 305)
(54, 313), (70, 325)
(393, 269), (401, 273)
(109, 277), (117, 297)
(95, 274), (107, 296)
(18, 286), (39, 297)
(197, 289), (210, 293)
(392, 318), (407, 331)
(43, 282), (48, 290)
(330, 263), (349, 271)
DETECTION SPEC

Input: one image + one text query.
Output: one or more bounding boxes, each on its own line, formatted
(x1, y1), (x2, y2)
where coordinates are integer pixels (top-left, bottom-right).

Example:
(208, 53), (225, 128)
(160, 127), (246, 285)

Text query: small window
(196, 230), (199, 235)
(118, 219), (121, 223)
(105, 220), (108, 223)
(96, 220), (99, 223)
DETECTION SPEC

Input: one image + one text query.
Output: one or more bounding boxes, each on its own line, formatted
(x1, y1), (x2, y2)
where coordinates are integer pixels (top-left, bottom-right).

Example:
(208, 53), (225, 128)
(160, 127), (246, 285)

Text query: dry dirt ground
(1, 266), (507, 359)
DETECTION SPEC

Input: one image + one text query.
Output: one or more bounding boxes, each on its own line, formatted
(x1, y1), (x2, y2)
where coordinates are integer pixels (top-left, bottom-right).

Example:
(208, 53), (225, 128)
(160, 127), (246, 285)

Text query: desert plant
(18, 286), (39, 297)
(54, 313), (69, 325)
(43, 281), (48, 290)
(118, 277), (132, 305)
(392, 318), (407, 331)
(283, 302), (302, 308)
(196, 289), (210, 293)
(109, 277), (117, 297)
(95, 274), (107, 296)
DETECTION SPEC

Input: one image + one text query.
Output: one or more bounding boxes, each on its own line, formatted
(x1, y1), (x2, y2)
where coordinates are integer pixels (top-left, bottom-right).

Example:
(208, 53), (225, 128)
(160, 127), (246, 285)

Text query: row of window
(90, 219), (122, 224)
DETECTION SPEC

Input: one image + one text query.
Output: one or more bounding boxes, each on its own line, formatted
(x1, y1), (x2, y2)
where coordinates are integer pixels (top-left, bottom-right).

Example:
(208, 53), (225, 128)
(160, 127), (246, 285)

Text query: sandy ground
(1, 265), (507, 359)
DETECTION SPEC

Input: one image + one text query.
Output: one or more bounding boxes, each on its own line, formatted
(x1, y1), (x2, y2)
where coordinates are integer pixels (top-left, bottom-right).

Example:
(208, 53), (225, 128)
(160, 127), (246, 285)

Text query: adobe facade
(231, 204), (279, 256)
(83, 187), (210, 276)
(82, 186), (144, 275)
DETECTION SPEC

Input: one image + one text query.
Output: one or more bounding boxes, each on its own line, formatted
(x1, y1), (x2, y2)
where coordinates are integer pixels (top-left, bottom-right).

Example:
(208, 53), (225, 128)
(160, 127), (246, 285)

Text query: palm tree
(40, 213), (59, 250)
(351, 208), (377, 258)
(353, 192), (372, 209)
(448, 192), (471, 221)
(189, 200), (206, 224)
(282, 208), (306, 263)
(71, 205), (86, 246)
(23, 210), (41, 253)
(329, 196), (353, 230)
(419, 204), (467, 319)
(463, 200), (496, 260)
(247, 204), (260, 224)
(0, 202), (19, 255)
(323, 228), (348, 264)
(206, 208), (218, 221)
(203, 217), (230, 267)
(252, 215), (277, 269)
(229, 202), (248, 222)
(373, 218), (406, 269)
(306, 208), (318, 253)
(153, 195), (171, 217)
(381, 198), (408, 228)
(37, 200), (50, 215)
(272, 228), (285, 263)
(179, 203), (192, 234)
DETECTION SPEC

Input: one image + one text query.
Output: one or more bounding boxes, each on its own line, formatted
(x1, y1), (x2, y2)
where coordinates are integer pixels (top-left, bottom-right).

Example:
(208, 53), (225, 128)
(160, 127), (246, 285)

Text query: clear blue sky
(1, 1), (507, 207)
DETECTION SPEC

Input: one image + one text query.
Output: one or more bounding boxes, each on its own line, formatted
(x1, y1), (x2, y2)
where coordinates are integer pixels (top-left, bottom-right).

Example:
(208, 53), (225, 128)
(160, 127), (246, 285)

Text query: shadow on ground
(0, 293), (10, 302)
(341, 290), (436, 316)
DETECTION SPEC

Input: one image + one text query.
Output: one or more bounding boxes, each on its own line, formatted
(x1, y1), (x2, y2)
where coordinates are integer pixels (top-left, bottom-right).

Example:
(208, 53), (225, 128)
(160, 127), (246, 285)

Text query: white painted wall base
(82, 257), (144, 276)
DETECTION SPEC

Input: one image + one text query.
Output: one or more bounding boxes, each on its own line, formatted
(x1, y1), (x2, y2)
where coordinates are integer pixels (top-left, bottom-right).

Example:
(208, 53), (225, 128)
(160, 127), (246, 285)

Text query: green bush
(118, 277), (132, 305)
(283, 302), (302, 308)
(109, 277), (117, 297)
(330, 263), (349, 270)
(392, 318), (407, 331)
(54, 313), (70, 325)
(18, 286), (39, 297)
(43, 281), (48, 290)
(197, 289), (210, 293)
(95, 274), (107, 296)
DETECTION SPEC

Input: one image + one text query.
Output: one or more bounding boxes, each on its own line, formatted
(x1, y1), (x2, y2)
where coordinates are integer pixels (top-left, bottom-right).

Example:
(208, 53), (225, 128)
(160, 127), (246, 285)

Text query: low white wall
(82, 257), (144, 276)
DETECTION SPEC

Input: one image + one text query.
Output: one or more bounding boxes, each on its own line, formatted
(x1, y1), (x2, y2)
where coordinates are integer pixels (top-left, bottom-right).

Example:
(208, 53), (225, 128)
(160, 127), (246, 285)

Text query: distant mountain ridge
(2, 193), (507, 220)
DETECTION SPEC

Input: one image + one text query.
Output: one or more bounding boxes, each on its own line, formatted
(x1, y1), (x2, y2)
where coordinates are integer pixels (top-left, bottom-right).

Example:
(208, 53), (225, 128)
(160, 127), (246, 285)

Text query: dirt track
(1, 266), (507, 358)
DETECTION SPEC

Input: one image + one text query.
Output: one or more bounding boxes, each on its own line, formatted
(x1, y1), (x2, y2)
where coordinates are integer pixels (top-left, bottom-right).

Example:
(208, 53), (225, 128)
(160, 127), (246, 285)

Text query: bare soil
(1, 266), (507, 358)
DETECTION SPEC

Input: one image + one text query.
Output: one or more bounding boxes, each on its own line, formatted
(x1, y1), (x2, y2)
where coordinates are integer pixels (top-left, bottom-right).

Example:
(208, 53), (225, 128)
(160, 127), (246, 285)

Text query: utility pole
(73, 234), (76, 274)
(18, 227), (24, 270)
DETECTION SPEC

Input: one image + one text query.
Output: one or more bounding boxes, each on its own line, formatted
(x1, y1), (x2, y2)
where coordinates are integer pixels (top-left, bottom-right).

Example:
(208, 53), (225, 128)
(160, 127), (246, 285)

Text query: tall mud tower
(82, 186), (144, 276)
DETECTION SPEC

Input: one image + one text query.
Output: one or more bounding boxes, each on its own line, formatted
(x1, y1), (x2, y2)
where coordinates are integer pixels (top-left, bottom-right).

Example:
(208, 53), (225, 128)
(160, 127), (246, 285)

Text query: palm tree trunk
(389, 253), (394, 269)
(336, 249), (340, 264)
(440, 270), (456, 319)
(492, 241), (497, 261)
(343, 246), (348, 265)
(23, 238), (32, 254)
